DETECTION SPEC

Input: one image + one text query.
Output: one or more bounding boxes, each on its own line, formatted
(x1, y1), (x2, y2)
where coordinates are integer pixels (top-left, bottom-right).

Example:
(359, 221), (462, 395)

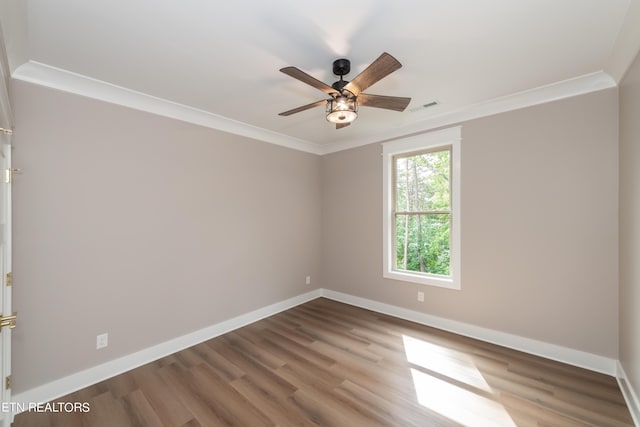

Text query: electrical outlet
(305, 276), (311, 285)
(96, 333), (108, 349)
(418, 291), (424, 302)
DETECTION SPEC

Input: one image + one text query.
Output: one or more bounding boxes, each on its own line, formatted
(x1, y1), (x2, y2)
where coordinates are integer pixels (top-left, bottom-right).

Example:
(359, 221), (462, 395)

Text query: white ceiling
(1, 0), (639, 154)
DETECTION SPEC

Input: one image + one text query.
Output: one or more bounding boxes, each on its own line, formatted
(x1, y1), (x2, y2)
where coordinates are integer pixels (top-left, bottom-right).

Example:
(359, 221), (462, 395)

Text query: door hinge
(5, 272), (11, 287)
(0, 312), (17, 332)
(4, 168), (21, 184)
(5, 375), (10, 390)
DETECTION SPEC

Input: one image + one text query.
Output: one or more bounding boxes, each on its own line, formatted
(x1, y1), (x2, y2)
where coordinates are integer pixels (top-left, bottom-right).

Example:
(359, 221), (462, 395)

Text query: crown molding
(12, 61), (616, 157)
(12, 61), (325, 155)
(605, 0), (640, 83)
(319, 71), (617, 155)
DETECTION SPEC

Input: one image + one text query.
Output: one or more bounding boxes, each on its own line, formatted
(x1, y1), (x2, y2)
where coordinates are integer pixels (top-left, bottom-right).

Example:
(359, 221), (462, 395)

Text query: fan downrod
(332, 58), (351, 92)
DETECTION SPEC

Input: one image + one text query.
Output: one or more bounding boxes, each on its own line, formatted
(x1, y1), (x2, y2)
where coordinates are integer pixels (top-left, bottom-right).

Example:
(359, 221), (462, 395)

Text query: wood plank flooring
(13, 298), (634, 426)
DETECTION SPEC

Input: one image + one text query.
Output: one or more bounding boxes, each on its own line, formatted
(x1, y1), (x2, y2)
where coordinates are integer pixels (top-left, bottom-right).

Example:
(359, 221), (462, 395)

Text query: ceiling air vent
(409, 101), (439, 112)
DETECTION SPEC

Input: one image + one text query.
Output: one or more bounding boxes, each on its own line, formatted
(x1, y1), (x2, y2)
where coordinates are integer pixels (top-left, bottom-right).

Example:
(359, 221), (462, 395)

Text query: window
(383, 127), (461, 289)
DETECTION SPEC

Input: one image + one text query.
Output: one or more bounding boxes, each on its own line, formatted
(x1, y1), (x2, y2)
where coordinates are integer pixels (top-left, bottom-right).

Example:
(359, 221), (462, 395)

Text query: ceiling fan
(279, 52), (411, 129)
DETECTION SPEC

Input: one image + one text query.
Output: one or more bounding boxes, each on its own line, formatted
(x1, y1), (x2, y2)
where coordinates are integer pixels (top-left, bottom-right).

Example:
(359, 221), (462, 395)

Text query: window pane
(395, 213), (450, 276)
(395, 150), (450, 212)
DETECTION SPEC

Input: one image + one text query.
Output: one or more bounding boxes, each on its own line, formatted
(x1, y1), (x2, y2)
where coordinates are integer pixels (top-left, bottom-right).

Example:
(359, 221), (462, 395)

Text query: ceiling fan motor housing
(332, 79), (349, 92)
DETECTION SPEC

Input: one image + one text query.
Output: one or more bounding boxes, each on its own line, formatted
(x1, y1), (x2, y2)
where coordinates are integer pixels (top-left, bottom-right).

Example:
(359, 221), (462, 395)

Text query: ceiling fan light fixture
(279, 52), (410, 128)
(326, 96), (357, 124)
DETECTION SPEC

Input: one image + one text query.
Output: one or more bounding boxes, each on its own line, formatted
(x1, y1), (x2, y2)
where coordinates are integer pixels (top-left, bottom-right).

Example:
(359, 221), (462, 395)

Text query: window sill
(384, 270), (460, 290)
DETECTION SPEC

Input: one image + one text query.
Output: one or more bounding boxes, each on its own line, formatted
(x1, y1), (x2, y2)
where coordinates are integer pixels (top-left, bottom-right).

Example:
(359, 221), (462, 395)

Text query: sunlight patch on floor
(409, 368), (516, 427)
(403, 335), (516, 426)
(402, 334), (492, 392)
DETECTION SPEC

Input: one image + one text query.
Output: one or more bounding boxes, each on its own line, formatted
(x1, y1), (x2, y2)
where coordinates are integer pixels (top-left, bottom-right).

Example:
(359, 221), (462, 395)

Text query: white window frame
(382, 126), (461, 290)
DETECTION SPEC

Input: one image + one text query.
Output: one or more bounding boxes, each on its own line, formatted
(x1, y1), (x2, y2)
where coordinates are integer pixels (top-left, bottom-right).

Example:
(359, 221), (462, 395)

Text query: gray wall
(10, 80), (322, 393)
(10, 77), (623, 395)
(619, 50), (640, 404)
(320, 88), (619, 357)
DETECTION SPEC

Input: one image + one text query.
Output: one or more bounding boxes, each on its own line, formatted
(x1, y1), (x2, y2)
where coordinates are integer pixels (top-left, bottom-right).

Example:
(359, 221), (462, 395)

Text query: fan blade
(343, 52), (402, 96)
(336, 122), (351, 129)
(280, 67), (336, 95)
(278, 100), (328, 116)
(357, 93), (411, 112)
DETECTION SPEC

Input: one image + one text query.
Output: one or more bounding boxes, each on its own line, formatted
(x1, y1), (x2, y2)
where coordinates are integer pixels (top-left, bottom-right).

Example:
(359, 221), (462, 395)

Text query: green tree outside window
(394, 148), (451, 276)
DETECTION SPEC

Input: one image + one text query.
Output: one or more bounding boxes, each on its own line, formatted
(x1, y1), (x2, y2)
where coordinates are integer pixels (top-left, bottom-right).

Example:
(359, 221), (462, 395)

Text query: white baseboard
(12, 289), (322, 412)
(617, 361), (640, 426)
(13, 287), (624, 418)
(320, 289), (618, 376)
